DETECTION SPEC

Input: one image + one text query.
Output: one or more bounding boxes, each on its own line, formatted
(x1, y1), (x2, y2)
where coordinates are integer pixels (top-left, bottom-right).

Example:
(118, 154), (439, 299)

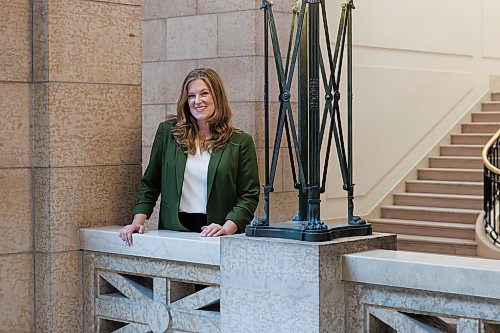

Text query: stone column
(220, 234), (396, 332)
(0, 1), (34, 329)
(32, 0), (142, 331)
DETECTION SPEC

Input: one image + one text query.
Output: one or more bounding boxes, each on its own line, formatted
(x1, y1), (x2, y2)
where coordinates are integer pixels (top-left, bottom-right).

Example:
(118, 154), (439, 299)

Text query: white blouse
(179, 145), (211, 213)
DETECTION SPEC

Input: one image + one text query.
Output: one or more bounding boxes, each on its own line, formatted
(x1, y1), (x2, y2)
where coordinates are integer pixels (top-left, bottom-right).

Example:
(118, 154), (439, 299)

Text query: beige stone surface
(0, 83), (31, 168)
(166, 14), (218, 60)
(0, 253), (33, 330)
(33, 83), (50, 167)
(142, 19), (167, 62)
(0, 0), (31, 81)
(33, 0), (49, 82)
(255, 191), (298, 223)
(0, 168), (32, 255)
(35, 251), (82, 332)
(217, 10), (257, 57)
(196, 0), (260, 14)
(35, 165), (141, 252)
(231, 102), (256, 138)
(198, 57), (257, 102)
(142, 60), (197, 104)
(46, 83), (141, 167)
(142, 104), (167, 146)
(93, 0), (140, 5)
(48, 0), (141, 84)
(142, 0), (196, 20)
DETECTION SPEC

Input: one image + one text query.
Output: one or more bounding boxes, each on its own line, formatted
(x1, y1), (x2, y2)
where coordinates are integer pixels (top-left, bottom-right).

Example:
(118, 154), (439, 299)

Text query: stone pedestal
(220, 233), (396, 332)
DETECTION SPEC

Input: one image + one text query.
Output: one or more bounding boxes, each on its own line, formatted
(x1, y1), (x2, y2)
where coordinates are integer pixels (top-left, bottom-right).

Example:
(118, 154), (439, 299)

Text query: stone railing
(80, 226), (221, 332)
(342, 249), (500, 332)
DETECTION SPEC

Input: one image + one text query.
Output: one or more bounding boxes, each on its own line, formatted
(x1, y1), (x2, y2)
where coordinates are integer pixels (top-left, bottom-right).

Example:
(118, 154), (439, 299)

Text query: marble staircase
(370, 92), (500, 256)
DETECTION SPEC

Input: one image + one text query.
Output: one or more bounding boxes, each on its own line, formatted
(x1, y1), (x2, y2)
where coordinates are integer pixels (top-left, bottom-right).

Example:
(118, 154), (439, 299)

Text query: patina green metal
(247, 0), (371, 241)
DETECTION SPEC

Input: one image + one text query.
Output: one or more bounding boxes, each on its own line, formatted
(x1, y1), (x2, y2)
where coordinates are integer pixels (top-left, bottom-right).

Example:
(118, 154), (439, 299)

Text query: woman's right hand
(119, 214), (147, 246)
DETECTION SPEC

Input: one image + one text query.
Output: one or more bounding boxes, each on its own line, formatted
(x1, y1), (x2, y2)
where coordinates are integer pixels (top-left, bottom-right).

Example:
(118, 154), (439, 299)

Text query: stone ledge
(79, 225), (220, 266)
(342, 249), (500, 300)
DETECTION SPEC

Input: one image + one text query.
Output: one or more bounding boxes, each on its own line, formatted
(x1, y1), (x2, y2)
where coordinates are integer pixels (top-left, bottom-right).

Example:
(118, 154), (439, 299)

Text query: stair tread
(419, 168), (482, 173)
(394, 192), (482, 200)
(371, 218), (476, 229)
(430, 156), (481, 160)
(396, 234), (477, 245)
(382, 205), (481, 214)
(406, 179), (482, 185)
(440, 144), (483, 147)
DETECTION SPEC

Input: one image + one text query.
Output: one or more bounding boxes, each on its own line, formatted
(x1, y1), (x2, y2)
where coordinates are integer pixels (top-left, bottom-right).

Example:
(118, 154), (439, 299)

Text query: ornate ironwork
(247, 0), (371, 241)
(483, 130), (500, 246)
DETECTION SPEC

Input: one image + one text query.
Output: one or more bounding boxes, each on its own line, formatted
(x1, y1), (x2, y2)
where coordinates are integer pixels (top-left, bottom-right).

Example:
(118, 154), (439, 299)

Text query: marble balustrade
(343, 250), (500, 332)
(80, 226), (221, 333)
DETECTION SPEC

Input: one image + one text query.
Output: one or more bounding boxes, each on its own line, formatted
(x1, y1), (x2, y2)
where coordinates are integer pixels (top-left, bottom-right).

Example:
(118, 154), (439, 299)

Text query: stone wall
(0, 0), (142, 330)
(141, 0), (300, 228)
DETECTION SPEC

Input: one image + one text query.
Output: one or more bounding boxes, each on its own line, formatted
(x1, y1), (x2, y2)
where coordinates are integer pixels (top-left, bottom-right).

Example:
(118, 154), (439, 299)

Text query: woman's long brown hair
(169, 68), (236, 155)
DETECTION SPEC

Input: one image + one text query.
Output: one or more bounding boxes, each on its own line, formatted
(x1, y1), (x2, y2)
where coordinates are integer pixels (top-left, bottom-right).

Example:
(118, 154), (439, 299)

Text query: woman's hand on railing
(119, 213), (147, 246)
(200, 220), (238, 237)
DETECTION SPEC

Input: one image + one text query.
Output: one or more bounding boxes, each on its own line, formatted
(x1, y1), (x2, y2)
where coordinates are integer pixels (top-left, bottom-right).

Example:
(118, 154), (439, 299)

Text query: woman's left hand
(201, 220), (238, 237)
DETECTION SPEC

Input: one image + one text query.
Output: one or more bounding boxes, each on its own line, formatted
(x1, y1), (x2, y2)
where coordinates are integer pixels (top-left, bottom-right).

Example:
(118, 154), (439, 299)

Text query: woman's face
(187, 79), (215, 126)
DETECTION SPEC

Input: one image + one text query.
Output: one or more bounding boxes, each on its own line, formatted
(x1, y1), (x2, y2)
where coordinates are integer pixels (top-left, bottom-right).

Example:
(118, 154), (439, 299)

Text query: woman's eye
(201, 92), (209, 96)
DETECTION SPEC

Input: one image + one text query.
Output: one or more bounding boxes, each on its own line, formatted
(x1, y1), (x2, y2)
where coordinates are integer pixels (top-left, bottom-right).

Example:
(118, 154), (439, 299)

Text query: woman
(119, 68), (260, 246)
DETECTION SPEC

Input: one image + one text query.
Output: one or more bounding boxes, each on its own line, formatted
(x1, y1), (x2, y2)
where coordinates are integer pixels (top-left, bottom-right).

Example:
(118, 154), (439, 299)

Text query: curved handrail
(482, 129), (500, 175)
(482, 129), (500, 247)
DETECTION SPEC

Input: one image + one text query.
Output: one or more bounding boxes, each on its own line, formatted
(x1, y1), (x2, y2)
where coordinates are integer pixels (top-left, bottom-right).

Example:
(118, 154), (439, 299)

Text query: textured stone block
(46, 83), (141, 167)
(255, 11), (295, 57)
(196, 0), (260, 14)
(33, 0), (49, 82)
(218, 10), (257, 57)
(231, 102), (256, 138)
(35, 251), (83, 332)
(198, 57), (257, 102)
(142, 104), (167, 146)
(47, 0), (141, 84)
(142, 60), (197, 104)
(255, 191), (298, 223)
(0, 168), (32, 254)
(220, 234), (394, 332)
(0, 0), (31, 81)
(0, 83), (31, 168)
(0, 253), (33, 330)
(35, 165), (141, 252)
(166, 14), (217, 60)
(142, 0), (196, 20)
(142, 19), (167, 62)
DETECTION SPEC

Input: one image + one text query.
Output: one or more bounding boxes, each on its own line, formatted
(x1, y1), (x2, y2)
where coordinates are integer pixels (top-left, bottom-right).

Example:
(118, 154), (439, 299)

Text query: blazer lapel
(207, 146), (224, 198)
(175, 147), (187, 198)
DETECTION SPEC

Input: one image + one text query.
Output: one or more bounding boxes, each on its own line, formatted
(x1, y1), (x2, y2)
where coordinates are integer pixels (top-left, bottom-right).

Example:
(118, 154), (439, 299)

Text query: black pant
(178, 212), (207, 232)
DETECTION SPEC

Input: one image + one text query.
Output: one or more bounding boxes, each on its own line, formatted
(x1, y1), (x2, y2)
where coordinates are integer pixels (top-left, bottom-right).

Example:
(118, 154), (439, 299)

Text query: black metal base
(245, 220), (372, 242)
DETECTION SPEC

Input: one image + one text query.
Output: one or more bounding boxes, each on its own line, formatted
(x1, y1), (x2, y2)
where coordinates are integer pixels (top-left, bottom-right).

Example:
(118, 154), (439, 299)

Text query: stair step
(492, 92), (500, 101)
(418, 168), (482, 182)
(440, 145), (483, 157)
(462, 122), (500, 133)
(381, 205), (480, 224)
(451, 133), (494, 145)
(396, 234), (477, 256)
(371, 218), (475, 239)
(393, 192), (483, 210)
(472, 112), (500, 122)
(406, 180), (482, 195)
(482, 101), (500, 111)
(428, 156), (482, 169)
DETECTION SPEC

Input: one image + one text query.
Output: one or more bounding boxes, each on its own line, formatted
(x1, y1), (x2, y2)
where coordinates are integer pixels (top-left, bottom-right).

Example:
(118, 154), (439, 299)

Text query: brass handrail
(482, 129), (500, 175)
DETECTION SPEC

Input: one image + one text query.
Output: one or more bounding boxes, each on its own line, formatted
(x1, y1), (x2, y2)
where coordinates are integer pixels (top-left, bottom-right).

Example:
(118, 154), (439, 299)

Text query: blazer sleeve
(225, 133), (260, 231)
(132, 122), (165, 218)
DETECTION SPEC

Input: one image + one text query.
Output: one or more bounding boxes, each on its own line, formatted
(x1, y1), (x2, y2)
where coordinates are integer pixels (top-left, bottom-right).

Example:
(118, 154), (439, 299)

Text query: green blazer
(133, 120), (260, 232)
